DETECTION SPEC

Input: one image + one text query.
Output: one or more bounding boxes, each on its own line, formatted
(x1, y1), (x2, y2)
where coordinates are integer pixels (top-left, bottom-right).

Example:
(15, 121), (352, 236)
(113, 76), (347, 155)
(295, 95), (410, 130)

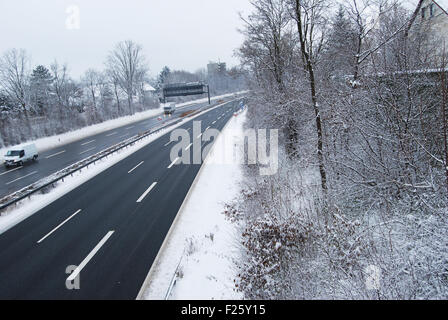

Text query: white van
(4, 144), (39, 167)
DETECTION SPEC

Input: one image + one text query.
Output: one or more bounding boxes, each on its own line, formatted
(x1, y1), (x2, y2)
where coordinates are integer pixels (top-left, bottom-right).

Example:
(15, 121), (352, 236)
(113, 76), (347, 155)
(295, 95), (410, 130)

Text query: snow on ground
(0, 91), (248, 161)
(0, 99), (241, 235)
(142, 109), (247, 300)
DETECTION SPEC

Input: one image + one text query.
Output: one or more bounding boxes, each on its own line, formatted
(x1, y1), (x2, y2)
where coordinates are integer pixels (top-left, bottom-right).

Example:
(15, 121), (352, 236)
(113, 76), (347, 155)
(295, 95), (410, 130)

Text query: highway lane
(0, 98), (229, 199)
(0, 99), (242, 299)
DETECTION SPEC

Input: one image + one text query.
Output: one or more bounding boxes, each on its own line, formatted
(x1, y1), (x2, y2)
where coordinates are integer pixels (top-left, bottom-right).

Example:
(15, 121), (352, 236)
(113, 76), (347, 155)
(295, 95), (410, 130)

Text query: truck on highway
(164, 103), (176, 115)
(3, 144), (38, 167)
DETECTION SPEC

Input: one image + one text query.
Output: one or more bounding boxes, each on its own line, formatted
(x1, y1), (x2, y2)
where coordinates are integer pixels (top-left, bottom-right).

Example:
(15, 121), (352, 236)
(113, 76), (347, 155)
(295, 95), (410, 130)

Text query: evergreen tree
(30, 65), (53, 115)
(324, 6), (358, 77)
(0, 92), (12, 109)
(157, 66), (171, 89)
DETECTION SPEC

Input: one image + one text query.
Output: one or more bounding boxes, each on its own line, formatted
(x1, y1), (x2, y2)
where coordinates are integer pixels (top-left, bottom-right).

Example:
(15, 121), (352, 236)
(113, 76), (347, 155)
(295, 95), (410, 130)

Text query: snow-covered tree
(234, 0), (448, 300)
(30, 65), (53, 116)
(106, 40), (148, 115)
(0, 48), (32, 135)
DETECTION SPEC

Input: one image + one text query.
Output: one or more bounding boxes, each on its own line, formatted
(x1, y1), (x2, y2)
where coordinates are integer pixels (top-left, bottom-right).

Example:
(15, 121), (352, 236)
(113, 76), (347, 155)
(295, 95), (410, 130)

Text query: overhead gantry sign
(162, 82), (211, 104)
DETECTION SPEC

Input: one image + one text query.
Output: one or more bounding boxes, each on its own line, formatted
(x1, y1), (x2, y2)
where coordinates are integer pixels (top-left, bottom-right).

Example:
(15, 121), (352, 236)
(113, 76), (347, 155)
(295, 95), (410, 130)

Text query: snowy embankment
(0, 91), (248, 161)
(0, 99), (240, 234)
(141, 110), (247, 300)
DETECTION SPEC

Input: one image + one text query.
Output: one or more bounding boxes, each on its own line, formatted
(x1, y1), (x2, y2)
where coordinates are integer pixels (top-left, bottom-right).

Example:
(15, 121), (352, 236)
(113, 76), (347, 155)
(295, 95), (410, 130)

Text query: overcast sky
(0, 0), (253, 79)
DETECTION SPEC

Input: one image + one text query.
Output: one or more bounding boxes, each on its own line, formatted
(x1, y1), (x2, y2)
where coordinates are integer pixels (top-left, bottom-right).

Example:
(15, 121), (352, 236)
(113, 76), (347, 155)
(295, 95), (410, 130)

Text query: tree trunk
(440, 53), (448, 200)
(21, 103), (33, 138)
(309, 66), (327, 192)
(285, 118), (299, 158)
(128, 94), (133, 115)
(294, 0), (327, 192)
(114, 85), (121, 116)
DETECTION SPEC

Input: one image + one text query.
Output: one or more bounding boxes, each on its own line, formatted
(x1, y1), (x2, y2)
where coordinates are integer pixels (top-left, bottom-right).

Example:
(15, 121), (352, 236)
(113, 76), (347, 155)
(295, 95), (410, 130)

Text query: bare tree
(107, 68), (122, 116)
(96, 72), (112, 114)
(50, 61), (69, 113)
(290, 0), (328, 192)
(82, 69), (99, 112)
(239, 0), (292, 92)
(106, 40), (148, 115)
(238, 0), (302, 157)
(344, 0), (377, 80)
(0, 48), (32, 135)
(50, 61), (84, 131)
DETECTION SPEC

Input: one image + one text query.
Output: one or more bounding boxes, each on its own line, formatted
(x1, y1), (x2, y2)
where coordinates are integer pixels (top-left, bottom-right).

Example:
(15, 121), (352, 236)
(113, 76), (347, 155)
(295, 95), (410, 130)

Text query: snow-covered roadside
(0, 99), (241, 235)
(141, 110), (247, 300)
(0, 91), (248, 161)
(0, 106), (160, 160)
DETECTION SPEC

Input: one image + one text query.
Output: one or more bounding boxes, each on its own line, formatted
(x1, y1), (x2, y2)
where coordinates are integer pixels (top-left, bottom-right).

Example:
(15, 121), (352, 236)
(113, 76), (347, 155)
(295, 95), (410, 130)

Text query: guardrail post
(207, 84), (211, 105)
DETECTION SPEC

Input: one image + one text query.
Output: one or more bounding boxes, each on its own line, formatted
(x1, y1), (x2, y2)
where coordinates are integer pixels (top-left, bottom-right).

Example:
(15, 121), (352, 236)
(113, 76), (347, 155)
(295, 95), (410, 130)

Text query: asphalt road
(0, 99), (228, 199)
(0, 99), (242, 299)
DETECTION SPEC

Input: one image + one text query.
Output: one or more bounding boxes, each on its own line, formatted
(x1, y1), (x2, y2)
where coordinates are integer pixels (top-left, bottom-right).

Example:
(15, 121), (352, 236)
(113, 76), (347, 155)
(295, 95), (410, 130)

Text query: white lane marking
(128, 161), (144, 174)
(185, 143), (193, 151)
(45, 150), (66, 159)
(125, 126), (135, 130)
(212, 121), (216, 125)
(164, 140), (173, 147)
(0, 167), (22, 176)
(67, 231), (115, 282)
(106, 132), (117, 137)
(119, 134), (129, 139)
(81, 140), (96, 146)
(37, 209), (82, 244)
(205, 126), (210, 131)
(167, 157), (180, 169)
(197, 133), (202, 139)
(6, 171), (38, 185)
(187, 128), (191, 132)
(136, 182), (157, 203)
(80, 147), (96, 155)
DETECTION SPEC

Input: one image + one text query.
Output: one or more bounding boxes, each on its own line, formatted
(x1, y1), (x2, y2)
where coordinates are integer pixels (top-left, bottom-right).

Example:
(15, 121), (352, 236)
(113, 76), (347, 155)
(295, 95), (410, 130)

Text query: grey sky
(0, 0), (253, 79)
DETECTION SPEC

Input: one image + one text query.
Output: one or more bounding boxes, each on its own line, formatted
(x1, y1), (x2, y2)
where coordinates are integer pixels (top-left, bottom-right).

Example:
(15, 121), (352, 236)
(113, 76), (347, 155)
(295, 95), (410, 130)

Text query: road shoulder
(140, 109), (246, 300)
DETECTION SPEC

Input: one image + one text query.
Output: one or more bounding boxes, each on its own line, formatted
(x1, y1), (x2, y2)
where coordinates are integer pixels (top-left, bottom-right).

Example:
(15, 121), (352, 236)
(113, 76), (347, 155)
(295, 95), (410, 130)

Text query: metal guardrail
(164, 250), (185, 300)
(0, 117), (184, 212)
